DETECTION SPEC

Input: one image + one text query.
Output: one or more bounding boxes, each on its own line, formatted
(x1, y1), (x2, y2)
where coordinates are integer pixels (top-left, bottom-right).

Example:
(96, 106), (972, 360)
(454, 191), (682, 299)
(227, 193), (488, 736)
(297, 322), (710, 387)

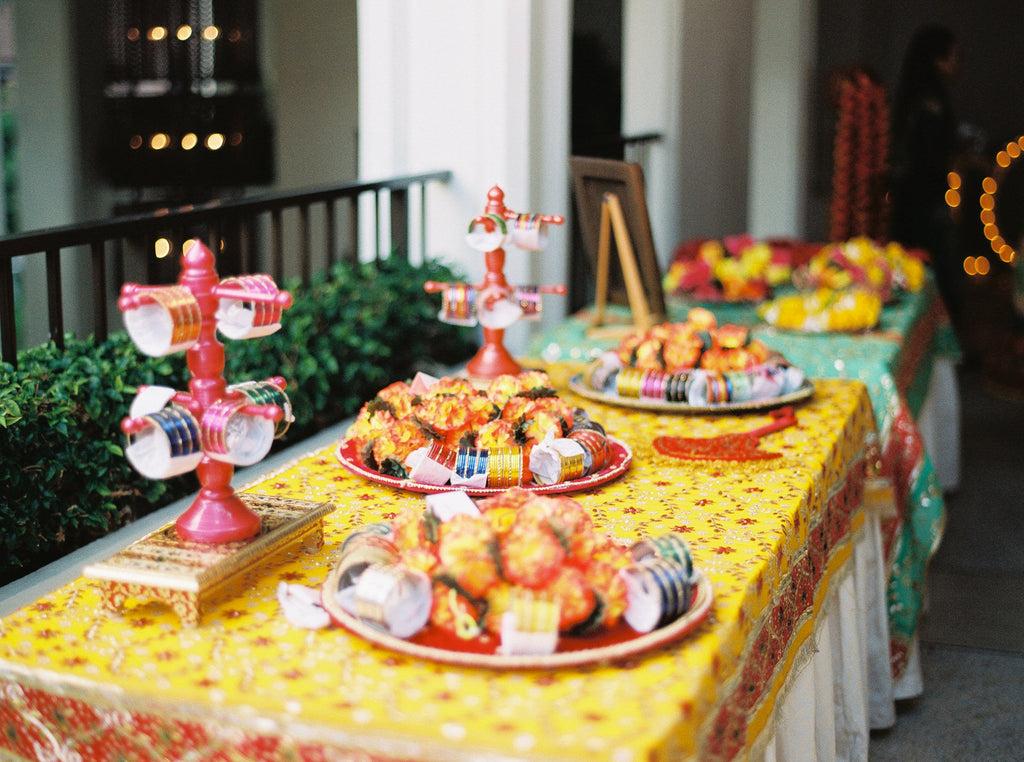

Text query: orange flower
(662, 332), (704, 372)
(414, 395), (472, 435)
(400, 545), (440, 577)
(633, 338), (664, 372)
(376, 380), (416, 417)
(371, 417), (430, 465)
(475, 418), (519, 449)
(499, 508), (566, 589)
(345, 408), (395, 451)
(391, 505), (431, 551)
(437, 513), (500, 598)
(464, 394), (501, 430)
(482, 581), (515, 635)
(582, 558), (629, 626)
(486, 374), (527, 408)
(424, 377), (478, 398)
(544, 565), (596, 631)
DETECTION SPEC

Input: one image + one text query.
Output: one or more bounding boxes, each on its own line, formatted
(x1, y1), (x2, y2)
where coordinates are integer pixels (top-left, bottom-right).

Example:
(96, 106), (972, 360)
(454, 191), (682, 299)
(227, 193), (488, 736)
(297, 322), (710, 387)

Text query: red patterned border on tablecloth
(700, 455), (866, 760)
(891, 292), (947, 403)
(0, 681), (418, 762)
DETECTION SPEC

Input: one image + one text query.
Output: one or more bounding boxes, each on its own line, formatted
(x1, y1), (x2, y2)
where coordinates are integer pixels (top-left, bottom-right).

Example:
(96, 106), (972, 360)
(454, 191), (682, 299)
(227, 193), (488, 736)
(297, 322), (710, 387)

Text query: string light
(979, 135), (1024, 266)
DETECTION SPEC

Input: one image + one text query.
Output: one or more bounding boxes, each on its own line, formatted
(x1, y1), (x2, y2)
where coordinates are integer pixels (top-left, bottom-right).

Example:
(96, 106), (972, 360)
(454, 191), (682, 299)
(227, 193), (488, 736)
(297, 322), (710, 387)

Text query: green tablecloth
(529, 282), (958, 679)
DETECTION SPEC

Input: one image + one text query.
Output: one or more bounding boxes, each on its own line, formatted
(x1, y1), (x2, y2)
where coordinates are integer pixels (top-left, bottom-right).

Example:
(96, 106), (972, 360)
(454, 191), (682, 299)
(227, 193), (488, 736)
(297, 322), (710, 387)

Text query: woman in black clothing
(889, 23), (963, 321)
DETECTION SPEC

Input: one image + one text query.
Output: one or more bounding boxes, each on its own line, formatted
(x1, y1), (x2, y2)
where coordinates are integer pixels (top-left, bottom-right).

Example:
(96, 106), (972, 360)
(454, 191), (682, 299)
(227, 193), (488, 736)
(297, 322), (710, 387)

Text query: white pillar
(748, 0), (817, 238)
(357, 0), (571, 353)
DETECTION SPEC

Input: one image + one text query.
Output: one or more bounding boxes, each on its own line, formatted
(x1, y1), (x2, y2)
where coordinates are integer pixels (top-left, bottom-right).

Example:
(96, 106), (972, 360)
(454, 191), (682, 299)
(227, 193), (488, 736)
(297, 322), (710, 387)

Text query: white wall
(357, 0), (572, 354)
(748, 0), (817, 239)
(262, 0), (358, 191)
(622, 0), (685, 266)
(261, 0), (359, 275)
(13, 0), (92, 347)
(624, 1), (762, 264)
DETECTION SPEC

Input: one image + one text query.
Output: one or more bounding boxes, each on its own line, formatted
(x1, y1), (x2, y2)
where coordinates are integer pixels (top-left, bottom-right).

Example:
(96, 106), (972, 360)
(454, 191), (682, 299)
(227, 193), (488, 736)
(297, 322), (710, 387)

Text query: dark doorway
(570, 0), (623, 311)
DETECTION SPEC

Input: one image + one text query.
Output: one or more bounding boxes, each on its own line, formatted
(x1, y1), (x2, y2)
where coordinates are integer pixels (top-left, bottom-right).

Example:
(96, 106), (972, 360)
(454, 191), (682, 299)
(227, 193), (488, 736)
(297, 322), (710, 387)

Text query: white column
(747, 0), (817, 238)
(357, 0), (571, 353)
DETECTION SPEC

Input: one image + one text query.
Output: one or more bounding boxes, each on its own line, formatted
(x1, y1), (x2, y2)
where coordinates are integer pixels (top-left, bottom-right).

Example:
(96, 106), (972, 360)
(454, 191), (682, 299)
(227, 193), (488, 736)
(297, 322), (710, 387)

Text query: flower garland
(829, 68), (889, 242)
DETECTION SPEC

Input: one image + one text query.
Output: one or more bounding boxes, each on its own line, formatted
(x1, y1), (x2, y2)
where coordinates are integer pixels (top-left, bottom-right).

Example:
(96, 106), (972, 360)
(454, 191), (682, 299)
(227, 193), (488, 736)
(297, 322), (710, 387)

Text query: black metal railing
(0, 170), (452, 369)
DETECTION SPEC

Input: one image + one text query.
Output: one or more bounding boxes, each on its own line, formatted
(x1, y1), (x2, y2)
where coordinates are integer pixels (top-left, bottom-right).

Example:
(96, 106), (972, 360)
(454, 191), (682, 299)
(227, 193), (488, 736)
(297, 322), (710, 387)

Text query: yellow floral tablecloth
(0, 378), (876, 762)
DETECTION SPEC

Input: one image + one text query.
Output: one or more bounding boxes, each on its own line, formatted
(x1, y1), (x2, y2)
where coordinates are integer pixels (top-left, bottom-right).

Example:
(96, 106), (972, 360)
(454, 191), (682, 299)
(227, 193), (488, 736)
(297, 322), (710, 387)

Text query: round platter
(335, 436), (632, 496)
(568, 375), (814, 414)
(321, 565), (713, 669)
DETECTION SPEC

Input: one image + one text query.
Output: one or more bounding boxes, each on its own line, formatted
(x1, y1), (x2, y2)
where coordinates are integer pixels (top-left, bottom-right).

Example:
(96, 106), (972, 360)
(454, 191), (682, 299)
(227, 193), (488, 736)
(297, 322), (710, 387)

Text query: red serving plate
(334, 436), (632, 496)
(321, 564), (713, 669)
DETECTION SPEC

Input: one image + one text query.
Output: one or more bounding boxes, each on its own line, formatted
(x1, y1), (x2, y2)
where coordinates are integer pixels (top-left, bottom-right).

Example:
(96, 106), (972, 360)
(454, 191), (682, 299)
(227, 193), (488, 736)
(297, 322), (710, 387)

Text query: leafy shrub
(0, 257), (476, 584)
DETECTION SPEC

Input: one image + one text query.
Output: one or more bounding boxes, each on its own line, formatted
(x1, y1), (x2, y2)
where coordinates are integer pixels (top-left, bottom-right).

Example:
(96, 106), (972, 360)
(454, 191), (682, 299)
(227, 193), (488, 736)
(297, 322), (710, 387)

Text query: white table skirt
(754, 510), (894, 762)
(917, 356), (961, 492)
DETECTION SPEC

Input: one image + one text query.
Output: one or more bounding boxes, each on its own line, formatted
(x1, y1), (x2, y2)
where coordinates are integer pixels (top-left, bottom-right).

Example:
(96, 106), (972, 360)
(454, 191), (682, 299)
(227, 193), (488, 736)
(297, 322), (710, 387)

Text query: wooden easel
(588, 192), (656, 338)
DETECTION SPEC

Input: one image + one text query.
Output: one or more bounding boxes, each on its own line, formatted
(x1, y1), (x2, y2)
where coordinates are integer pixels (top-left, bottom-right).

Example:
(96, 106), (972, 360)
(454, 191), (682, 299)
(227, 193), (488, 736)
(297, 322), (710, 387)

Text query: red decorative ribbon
(652, 407), (797, 461)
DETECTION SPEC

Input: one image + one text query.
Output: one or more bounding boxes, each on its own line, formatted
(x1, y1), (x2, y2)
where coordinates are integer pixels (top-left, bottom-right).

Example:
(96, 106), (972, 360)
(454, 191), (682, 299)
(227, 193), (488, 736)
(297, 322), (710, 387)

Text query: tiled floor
(870, 273), (1024, 760)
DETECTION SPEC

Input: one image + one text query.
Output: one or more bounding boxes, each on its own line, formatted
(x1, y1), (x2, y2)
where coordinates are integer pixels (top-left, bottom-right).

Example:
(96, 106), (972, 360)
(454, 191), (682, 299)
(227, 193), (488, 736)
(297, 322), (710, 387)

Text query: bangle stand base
(83, 494), (335, 627)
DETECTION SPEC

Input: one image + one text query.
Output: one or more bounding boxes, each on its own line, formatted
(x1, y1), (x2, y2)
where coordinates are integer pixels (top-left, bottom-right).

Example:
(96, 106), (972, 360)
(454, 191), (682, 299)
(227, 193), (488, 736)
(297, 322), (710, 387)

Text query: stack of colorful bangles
(404, 423), (611, 490)
(587, 351), (806, 406)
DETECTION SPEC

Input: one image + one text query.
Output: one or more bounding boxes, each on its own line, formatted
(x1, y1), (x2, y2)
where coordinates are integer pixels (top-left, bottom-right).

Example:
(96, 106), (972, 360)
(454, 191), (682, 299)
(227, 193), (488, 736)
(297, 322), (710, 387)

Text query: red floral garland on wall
(829, 68), (889, 242)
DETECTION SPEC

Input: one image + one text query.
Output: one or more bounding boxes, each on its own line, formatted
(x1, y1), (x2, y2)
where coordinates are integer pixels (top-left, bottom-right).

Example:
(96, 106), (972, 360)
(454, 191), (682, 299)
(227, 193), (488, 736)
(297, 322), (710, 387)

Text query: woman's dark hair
(893, 23), (957, 130)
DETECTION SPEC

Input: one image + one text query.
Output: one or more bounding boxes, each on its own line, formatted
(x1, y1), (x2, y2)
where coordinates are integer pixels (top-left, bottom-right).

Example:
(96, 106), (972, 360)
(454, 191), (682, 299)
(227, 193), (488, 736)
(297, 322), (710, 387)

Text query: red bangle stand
(118, 239), (293, 543)
(426, 185), (565, 379)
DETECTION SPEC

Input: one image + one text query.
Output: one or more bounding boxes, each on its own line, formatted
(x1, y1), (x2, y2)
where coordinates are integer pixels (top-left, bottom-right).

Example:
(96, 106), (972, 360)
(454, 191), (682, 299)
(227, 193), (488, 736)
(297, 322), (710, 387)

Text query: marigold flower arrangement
(792, 237), (926, 302)
(344, 371), (575, 483)
(616, 308), (772, 373)
(389, 488), (634, 639)
(663, 234), (794, 302)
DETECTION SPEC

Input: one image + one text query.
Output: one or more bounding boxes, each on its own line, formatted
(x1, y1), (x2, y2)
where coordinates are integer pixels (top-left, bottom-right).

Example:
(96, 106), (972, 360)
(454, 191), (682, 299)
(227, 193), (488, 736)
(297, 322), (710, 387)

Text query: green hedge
(0, 257), (476, 584)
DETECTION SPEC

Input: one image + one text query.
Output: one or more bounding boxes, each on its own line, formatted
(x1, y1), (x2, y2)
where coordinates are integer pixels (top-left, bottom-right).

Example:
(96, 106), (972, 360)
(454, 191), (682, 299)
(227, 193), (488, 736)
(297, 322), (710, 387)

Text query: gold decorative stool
(84, 494), (334, 627)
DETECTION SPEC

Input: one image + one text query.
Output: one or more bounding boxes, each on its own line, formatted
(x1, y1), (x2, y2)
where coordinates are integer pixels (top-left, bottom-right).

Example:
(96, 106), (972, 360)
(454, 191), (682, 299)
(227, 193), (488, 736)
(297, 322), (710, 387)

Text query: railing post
(299, 204), (311, 285)
(45, 248), (66, 350)
(347, 197), (358, 264)
(239, 216), (254, 274)
(0, 258), (16, 368)
(390, 187), (409, 260)
(270, 208), (284, 282)
(326, 199), (337, 268)
(419, 183), (428, 262)
(91, 241), (109, 342)
(374, 190), (383, 261)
